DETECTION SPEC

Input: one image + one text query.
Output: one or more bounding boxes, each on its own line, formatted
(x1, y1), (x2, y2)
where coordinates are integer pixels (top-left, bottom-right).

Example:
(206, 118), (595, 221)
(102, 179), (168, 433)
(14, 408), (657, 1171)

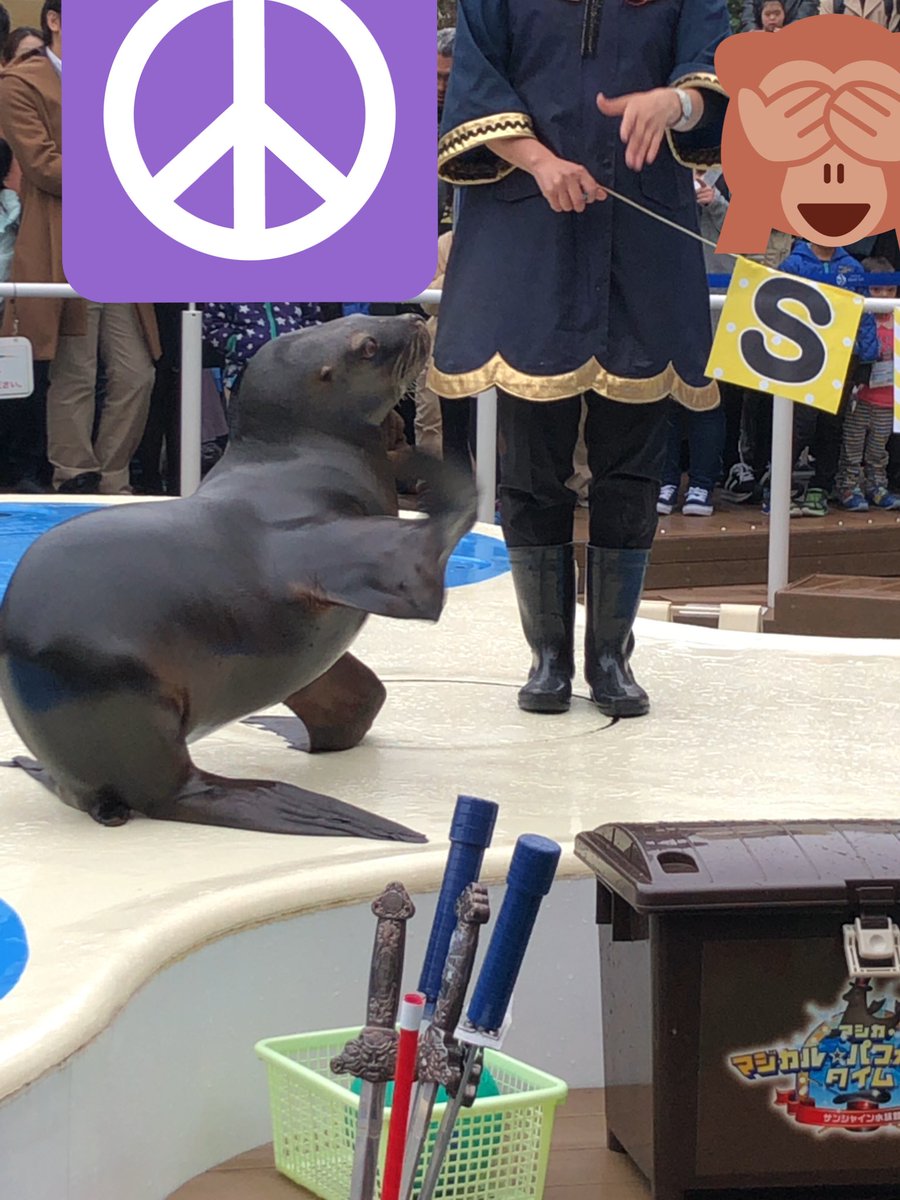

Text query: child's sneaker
(682, 486), (713, 516)
(800, 487), (829, 517)
(657, 484), (678, 515)
(722, 460), (756, 503)
(762, 488), (801, 517)
(838, 487), (869, 512)
(866, 486), (900, 510)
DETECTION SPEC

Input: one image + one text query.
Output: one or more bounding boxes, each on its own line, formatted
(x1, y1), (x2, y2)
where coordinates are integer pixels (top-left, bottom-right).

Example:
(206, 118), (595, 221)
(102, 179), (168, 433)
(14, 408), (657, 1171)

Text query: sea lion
(0, 315), (476, 842)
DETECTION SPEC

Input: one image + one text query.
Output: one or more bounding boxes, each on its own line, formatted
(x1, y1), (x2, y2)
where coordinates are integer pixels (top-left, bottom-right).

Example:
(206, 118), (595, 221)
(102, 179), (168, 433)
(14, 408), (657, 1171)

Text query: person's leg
(719, 383), (744, 475)
(583, 394), (669, 717)
(567, 397), (592, 505)
(0, 362), (51, 489)
(440, 396), (473, 473)
(413, 362), (443, 458)
(811, 409), (844, 497)
(683, 403), (726, 514)
(863, 403), (895, 500)
(498, 390), (581, 713)
(660, 400), (683, 491)
(94, 304), (156, 495)
(47, 301), (102, 489)
(836, 396), (866, 498)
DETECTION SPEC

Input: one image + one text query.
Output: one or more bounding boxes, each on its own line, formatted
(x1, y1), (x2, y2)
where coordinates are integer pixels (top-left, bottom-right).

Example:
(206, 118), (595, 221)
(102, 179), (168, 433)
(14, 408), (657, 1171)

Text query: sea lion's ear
(350, 332), (379, 360)
(320, 365), (333, 382)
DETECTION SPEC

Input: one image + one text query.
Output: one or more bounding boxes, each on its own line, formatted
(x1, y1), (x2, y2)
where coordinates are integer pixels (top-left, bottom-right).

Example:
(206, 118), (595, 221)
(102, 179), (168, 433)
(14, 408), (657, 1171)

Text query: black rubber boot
(585, 546), (650, 718)
(507, 544), (576, 714)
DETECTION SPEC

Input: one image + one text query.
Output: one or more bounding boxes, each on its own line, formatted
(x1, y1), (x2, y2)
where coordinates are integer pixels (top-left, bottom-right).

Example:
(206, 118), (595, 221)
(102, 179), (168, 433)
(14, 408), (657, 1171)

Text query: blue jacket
(779, 242), (878, 363)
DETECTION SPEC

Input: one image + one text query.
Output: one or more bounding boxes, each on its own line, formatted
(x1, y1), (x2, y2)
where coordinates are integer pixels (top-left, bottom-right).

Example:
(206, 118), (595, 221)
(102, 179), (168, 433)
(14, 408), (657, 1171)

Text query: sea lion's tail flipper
(154, 770), (427, 843)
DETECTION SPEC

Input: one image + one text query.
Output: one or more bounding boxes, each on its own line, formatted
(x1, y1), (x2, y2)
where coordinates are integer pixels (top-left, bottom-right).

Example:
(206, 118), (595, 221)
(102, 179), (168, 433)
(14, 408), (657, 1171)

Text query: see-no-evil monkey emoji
(716, 15), (900, 253)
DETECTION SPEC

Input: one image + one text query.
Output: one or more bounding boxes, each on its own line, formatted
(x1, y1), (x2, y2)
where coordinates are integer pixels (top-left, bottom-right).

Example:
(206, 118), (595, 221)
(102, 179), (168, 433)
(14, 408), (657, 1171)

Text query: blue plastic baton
(417, 795), (498, 1010)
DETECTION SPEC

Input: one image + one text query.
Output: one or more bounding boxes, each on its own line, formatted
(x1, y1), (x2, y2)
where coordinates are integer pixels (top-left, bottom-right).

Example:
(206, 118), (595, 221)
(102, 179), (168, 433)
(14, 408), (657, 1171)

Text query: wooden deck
(167, 1089), (648, 1200)
(571, 503), (900, 602)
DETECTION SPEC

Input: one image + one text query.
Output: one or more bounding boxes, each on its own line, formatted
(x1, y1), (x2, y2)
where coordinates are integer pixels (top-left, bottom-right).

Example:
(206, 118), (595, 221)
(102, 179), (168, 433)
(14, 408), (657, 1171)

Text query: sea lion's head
(232, 314), (431, 443)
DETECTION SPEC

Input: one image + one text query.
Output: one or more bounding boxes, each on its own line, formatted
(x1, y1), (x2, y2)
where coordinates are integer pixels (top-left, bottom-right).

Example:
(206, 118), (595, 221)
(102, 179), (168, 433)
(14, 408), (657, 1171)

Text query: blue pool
(0, 504), (509, 600)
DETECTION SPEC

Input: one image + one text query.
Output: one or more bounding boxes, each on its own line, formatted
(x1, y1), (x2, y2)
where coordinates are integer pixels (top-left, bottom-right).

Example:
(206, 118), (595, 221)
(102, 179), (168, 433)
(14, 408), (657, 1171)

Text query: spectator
(1, 0), (162, 494)
(415, 232), (451, 459)
(0, 0), (76, 490)
(778, 238), (878, 516)
(658, 170), (727, 518)
(760, 0), (787, 27)
(0, 136), (20, 292)
(437, 27), (455, 236)
(202, 302), (322, 402)
(818, 0), (899, 28)
(835, 257), (900, 510)
(741, 0), (816, 28)
(3, 27), (42, 65)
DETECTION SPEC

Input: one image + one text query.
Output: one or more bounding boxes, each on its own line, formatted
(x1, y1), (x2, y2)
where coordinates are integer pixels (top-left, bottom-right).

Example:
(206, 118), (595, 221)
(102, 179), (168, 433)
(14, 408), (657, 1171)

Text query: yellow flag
(707, 257), (864, 416)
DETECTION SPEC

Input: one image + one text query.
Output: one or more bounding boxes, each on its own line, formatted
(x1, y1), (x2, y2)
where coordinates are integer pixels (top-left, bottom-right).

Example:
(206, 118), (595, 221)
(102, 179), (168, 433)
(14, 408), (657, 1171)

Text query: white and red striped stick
(381, 992), (425, 1200)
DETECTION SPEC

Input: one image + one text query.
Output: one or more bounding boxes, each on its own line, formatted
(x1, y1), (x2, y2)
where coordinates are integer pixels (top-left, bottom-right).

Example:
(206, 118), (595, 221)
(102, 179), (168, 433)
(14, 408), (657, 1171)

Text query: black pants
(0, 360), (51, 489)
(133, 303), (183, 494)
(497, 390), (669, 549)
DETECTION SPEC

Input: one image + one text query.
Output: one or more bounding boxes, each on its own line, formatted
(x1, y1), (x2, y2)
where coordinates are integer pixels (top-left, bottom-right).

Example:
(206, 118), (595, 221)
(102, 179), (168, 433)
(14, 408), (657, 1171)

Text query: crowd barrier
(2, 283), (899, 612)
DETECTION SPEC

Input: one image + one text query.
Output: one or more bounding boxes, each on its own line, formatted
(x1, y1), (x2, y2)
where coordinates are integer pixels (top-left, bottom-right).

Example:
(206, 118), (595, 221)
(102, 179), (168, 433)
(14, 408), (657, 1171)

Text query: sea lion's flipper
(245, 654), (386, 753)
(4, 756), (132, 826)
(290, 518), (448, 620)
(282, 653), (386, 752)
(151, 770), (427, 842)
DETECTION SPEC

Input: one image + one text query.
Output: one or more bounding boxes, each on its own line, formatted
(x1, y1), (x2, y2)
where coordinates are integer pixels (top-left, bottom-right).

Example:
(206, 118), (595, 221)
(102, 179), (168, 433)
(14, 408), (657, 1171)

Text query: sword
(399, 882), (490, 1200)
(331, 882), (416, 1200)
(416, 834), (561, 1200)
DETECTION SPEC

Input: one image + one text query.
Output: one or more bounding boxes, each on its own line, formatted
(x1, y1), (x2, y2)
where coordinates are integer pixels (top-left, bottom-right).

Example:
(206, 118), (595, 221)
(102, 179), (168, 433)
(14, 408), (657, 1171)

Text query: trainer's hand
(598, 88), (685, 171)
(532, 153), (607, 213)
(486, 136), (607, 213)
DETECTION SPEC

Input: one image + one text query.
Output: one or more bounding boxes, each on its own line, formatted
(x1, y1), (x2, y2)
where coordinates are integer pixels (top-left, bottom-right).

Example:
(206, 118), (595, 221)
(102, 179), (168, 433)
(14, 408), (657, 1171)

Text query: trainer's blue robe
(428, 0), (731, 410)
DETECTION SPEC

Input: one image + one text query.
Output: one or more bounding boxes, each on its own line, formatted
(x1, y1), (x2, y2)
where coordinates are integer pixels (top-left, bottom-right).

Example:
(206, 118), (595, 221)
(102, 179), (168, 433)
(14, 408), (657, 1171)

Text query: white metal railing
(3, 282), (897, 614)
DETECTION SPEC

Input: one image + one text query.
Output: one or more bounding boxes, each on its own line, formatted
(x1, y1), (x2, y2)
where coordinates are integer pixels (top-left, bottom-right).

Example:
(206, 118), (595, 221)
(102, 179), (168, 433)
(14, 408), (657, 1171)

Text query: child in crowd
(835, 257), (900, 511)
(778, 239), (878, 516)
(0, 137), (20, 303)
(658, 169), (728, 517)
(760, 0), (786, 28)
(202, 302), (322, 401)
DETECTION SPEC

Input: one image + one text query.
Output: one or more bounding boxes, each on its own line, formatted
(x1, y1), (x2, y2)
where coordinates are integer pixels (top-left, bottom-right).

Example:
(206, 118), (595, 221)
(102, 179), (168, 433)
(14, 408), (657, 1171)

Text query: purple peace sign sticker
(64, 0), (437, 302)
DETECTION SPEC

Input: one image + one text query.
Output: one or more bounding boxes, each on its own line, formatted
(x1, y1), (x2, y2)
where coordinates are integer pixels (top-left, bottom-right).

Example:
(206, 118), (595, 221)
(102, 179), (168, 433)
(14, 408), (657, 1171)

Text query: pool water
(0, 504), (509, 600)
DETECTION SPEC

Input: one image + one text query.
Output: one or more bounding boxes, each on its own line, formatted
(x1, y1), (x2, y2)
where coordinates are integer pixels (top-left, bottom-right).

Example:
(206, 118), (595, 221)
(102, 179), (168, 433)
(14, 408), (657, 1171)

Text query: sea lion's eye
(360, 337), (378, 360)
(320, 365), (333, 382)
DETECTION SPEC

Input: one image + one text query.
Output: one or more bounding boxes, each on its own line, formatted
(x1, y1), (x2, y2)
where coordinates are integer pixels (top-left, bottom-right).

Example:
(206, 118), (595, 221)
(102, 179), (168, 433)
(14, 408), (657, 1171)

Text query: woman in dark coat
(429, 0), (731, 719)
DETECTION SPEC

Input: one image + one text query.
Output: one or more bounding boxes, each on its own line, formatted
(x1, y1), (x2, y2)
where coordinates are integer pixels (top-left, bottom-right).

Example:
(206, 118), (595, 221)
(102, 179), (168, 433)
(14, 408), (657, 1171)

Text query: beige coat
(0, 54), (160, 361)
(818, 0), (900, 30)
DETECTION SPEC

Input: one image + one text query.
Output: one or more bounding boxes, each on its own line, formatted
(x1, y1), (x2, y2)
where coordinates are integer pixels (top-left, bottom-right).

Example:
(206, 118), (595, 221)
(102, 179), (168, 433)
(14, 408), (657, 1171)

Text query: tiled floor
(167, 1089), (650, 1200)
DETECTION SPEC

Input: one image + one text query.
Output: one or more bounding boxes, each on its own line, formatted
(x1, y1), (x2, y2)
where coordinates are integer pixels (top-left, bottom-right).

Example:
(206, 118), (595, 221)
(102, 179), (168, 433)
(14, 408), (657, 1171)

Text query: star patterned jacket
(202, 303), (322, 394)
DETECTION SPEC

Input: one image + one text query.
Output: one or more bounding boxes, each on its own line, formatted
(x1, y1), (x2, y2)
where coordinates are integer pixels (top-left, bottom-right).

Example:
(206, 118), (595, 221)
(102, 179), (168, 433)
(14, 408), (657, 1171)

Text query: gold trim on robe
(666, 72), (727, 170)
(427, 354), (720, 411)
(438, 113), (536, 184)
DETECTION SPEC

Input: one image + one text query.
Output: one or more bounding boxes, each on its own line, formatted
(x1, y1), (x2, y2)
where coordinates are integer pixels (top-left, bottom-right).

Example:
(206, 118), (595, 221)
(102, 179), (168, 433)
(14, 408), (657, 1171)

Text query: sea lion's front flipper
(288, 517), (449, 620)
(150, 770), (427, 842)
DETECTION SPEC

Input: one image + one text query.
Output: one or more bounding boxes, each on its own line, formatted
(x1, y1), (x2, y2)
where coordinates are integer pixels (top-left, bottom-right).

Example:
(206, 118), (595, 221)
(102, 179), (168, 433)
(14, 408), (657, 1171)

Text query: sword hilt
(331, 881), (416, 1084)
(416, 883), (489, 1094)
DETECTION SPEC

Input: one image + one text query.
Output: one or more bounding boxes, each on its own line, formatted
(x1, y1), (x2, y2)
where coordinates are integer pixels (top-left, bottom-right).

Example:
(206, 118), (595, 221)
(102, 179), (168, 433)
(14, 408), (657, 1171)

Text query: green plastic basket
(255, 1026), (567, 1200)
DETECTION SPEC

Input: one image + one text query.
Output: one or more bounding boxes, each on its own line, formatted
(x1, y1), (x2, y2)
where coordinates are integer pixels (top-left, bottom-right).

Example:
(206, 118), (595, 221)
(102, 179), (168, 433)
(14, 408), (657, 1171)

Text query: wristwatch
(671, 87), (693, 132)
